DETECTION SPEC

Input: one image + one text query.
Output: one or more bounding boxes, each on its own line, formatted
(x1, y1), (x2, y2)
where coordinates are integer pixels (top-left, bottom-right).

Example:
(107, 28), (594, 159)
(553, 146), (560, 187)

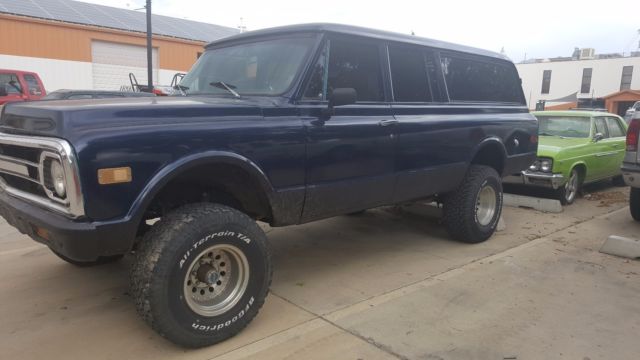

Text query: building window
(541, 70), (552, 94)
(620, 66), (633, 90)
(580, 68), (592, 94)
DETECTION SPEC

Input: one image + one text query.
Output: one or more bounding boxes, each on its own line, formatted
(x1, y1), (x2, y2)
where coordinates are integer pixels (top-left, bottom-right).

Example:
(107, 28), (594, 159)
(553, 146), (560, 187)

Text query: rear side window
(606, 117), (625, 137)
(388, 45), (432, 102)
(440, 55), (523, 103)
(23, 74), (43, 95)
(326, 39), (384, 102)
(0, 73), (22, 94)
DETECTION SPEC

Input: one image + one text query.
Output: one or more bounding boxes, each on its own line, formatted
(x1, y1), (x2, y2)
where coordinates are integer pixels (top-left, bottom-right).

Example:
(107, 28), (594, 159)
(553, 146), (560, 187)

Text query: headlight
(50, 159), (66, 197)
(529, 160), (540, 171)
(540, 159), (553, 172)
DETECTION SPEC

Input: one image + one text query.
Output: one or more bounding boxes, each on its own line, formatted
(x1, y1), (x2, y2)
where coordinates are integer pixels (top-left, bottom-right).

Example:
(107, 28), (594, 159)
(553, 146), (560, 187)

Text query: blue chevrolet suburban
(0, 24), (537, 347)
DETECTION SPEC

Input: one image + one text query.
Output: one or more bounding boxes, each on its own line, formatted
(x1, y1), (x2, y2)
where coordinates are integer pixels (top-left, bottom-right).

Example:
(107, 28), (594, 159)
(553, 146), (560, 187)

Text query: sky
(80, 0), (640, 62)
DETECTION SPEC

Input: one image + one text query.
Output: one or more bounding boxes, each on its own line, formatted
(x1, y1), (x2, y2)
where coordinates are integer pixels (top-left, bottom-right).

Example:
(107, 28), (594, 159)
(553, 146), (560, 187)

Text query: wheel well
(572, 164), (586, 183)
(137, 163), (272, 236)
(471, 143), (505, 175)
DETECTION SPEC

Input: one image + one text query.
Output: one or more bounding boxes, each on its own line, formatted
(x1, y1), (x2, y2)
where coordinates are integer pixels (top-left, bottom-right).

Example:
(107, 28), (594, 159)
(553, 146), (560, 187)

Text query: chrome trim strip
(0, 153), (39, 168)
(0, 133), (84, 218)
(0, 159), (29, 177)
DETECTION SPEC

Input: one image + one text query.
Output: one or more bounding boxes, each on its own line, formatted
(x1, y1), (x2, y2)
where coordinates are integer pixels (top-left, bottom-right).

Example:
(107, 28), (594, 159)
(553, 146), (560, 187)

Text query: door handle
(378, 119), (399, 127)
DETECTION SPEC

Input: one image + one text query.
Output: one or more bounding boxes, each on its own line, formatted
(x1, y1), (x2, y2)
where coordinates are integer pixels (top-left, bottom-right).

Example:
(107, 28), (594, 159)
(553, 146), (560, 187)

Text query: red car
(0, 69), (46, 106)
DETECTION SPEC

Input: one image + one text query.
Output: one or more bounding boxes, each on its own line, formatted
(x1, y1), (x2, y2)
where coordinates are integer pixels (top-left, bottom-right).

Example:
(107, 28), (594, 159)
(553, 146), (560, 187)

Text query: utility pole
(146, 0), (153, 89)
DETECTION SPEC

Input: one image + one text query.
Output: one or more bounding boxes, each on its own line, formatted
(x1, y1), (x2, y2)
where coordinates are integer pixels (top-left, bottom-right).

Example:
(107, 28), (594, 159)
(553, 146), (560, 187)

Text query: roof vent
(579, 48), (595, 60)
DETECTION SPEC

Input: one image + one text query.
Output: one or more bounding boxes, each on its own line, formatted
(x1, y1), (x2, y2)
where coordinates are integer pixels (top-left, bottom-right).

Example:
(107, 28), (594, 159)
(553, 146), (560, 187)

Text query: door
(299, 36), (397, 222)
(91, 41), (159, 90)
(589, 117), (616, 180)
(604, 116), (627, 175)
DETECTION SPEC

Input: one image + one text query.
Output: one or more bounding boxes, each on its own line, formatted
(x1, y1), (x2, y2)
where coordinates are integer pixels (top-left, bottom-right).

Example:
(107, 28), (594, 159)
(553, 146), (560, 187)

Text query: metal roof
(0, 0), (239, 42)
(207, 23), (508, 61)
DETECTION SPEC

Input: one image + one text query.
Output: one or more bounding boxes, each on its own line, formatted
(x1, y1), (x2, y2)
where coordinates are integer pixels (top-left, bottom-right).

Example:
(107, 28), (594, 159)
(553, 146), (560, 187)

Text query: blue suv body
(0, 24), (537, 347)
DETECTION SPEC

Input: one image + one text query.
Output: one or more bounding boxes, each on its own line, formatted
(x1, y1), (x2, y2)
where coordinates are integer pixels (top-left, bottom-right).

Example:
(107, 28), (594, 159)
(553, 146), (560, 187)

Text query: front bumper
(503, 170), (565, 189)
(622, 162), (640, 188)
(0, 189), (136, 261)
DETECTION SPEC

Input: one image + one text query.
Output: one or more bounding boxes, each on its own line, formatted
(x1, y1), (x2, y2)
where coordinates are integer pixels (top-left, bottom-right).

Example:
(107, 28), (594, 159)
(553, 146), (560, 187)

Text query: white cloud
(79, 0), (640, 61)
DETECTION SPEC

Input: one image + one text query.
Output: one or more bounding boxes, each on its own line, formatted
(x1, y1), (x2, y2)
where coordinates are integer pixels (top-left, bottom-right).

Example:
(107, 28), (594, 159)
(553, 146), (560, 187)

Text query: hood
(0, 96), (278, 140)
(537, 136), (590, 158)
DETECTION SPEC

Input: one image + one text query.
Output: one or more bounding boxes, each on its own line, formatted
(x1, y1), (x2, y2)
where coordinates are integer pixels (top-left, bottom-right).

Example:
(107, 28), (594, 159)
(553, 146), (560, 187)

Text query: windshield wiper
(173, 84), (188, 96)
(209, 81), (240, 98)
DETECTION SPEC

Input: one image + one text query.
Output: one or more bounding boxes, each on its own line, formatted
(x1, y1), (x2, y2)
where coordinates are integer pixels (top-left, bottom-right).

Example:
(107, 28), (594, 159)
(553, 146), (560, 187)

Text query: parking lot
(0, 184), (638, 360)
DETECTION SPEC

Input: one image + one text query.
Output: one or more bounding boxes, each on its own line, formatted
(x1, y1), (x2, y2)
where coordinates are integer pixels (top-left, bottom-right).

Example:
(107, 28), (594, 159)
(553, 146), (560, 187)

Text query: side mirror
(593, 133), (604, 142)
(329, 88), (357, 108)
(0, 86), (7, 97)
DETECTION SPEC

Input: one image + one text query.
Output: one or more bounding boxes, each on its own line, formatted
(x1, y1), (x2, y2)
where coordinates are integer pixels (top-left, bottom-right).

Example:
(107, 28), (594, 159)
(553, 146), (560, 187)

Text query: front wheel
(557, 168), (580, 205)
(443, 165), (503, 243)
(130, 203), (272, 348)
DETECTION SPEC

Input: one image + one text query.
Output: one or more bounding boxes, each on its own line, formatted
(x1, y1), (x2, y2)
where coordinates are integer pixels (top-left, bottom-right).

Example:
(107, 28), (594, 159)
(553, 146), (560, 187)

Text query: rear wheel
(557, 168), (580, 205)
(630, 188), (640, 221)
(443, 165), (503, 243)
(130, 203), (271, 348)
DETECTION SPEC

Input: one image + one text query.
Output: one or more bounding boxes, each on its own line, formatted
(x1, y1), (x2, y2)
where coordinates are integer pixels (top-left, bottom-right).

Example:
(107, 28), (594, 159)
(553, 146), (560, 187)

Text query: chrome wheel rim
(183, 244), (249, 317)
(475, 185), (497, 226)
(565, 171), (578, 203)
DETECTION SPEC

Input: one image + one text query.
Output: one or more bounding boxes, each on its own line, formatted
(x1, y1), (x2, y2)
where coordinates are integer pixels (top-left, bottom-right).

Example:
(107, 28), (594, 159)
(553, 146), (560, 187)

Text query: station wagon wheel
(557, 168), (580, 205)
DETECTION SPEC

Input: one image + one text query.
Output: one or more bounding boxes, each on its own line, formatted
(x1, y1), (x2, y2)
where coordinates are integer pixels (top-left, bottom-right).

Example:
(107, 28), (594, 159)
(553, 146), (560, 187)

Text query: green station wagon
(505, 110), (627, 204)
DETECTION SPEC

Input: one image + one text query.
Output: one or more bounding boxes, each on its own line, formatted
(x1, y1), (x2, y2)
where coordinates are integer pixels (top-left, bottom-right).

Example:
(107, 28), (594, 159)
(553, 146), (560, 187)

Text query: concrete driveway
(1, 186), (639, 360)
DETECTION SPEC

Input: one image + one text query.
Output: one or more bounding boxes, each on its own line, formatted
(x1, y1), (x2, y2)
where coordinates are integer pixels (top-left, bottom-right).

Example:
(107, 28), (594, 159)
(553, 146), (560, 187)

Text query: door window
(0, 73), (22, 95)
(388, 45), (433, 102)
(23, 74), (43, 96)
(327, 38), (384, 102)
(605, 117), (625, 137)
(594, 118), (609, 138)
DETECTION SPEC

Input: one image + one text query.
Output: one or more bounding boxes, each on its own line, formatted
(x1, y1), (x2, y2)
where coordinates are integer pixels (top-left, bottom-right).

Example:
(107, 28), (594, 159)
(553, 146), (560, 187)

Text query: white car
(624, 101), (640, 123)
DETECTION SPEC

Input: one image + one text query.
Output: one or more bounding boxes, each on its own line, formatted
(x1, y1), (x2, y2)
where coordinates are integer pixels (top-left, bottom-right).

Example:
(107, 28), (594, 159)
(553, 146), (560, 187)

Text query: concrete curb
(599, 235), (640, 260)
(503, 193), (563, 213)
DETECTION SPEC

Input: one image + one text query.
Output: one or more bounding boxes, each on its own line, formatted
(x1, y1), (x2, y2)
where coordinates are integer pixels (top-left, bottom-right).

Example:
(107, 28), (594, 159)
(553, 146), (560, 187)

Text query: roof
(532, 110), (618, 117)
(602, 89), (640, 99)
(206, 23), (509, 61)
(0, 0), (238, 42)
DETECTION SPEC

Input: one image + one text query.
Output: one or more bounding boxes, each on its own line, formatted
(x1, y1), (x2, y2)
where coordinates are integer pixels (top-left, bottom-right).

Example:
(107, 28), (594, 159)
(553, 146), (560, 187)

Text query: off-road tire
(51, 249), (123, 267)
(131, 203), (272, 348)
(630, 188), (640, 221)
(442, 165), (502, 243)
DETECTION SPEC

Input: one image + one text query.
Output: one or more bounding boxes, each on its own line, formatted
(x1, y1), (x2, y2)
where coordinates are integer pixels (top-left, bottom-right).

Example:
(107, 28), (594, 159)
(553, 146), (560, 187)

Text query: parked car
(42, 89), (156, 100)
(624, 101), (640, 123)
(0, 69), (46, 105)
(621, 111), (640, 220)
(505, 110), (627, 205)
(0, 23), (537, 347)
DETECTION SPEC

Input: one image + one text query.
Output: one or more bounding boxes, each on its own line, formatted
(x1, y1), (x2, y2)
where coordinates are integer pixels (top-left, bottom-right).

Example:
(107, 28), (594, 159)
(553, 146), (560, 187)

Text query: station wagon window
(594, 118), (609, 138)
(0, 73), (22, 95)
(440, 55), (523, 103)
(388, 45), (433, 102)
(606, 117), (625, 137)
(23, 74), (43, 96)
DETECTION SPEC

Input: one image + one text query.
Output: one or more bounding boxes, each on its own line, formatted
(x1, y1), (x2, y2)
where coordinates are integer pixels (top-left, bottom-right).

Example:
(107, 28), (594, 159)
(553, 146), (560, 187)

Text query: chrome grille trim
(0, 133), (85, 218)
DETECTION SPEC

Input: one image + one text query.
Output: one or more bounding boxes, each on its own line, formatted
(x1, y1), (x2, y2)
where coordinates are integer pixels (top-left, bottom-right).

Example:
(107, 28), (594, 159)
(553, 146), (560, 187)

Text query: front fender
(126, 151), (276, 222)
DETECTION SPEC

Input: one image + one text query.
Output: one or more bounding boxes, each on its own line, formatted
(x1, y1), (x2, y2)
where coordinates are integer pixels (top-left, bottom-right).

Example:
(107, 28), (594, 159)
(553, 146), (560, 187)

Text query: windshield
(179, 37), (315, 96)
(537, 116), (591, 138)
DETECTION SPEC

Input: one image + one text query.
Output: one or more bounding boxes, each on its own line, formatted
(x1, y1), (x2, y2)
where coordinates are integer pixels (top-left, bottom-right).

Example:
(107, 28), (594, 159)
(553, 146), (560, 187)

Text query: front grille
(0, 133), (84, 218)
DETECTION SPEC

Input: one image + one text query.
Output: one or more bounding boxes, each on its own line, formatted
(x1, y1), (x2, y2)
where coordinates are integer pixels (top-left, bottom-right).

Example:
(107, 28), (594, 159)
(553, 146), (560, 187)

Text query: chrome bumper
(503, 171), (565, 189)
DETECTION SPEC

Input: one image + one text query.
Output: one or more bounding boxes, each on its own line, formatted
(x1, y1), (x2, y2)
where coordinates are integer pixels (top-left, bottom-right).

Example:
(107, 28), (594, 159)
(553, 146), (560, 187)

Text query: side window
(440, 55), (523, 103)
(606, 117), (625, 137)
(0, 73), (22, 94)
(326, 38), (384, 102)
(23, 74), (43, 95)
(594, 118), (609, 138)
(388, 45), (432, 102)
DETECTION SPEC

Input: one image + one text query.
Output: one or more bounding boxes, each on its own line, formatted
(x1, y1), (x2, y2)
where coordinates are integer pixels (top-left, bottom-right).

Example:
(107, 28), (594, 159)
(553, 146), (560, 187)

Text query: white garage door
(91, 41), (158, 90)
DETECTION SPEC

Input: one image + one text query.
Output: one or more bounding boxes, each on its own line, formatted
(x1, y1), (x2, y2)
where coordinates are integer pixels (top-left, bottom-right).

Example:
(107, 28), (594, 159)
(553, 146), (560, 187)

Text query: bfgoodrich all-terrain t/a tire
(443, 165), (503, 243)
(131, 203), (272, 348)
